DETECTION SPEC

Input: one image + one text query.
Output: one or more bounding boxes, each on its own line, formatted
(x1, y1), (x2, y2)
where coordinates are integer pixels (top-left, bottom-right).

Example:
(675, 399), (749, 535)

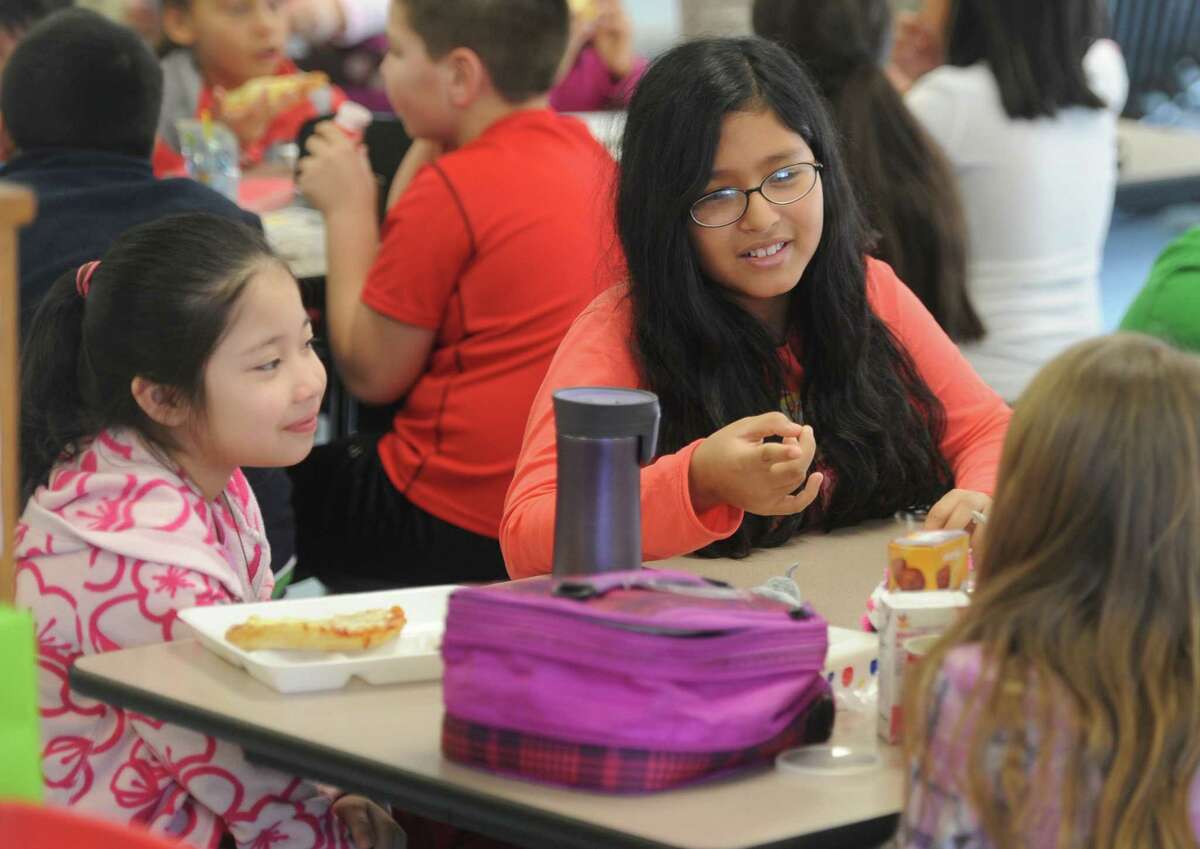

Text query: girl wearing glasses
(500, 37), (1011, 577)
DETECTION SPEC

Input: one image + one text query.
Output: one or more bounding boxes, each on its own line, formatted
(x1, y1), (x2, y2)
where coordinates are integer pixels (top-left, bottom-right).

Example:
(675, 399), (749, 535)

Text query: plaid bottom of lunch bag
(441, 691), (834, 793)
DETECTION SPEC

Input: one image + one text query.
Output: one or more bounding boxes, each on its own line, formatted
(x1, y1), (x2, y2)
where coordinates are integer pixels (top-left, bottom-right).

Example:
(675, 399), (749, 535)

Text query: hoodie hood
(16, 428), (271, 601)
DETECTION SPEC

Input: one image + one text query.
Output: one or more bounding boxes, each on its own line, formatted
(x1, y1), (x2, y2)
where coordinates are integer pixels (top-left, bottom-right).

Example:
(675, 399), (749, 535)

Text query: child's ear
(131, 377), (190, 428)
(160, 3), (198, 48)
(444, 47), (487, 108)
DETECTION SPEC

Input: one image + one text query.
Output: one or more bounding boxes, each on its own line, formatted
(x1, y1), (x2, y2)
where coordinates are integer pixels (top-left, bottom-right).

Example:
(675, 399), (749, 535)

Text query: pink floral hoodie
(14, 429), (356, 849)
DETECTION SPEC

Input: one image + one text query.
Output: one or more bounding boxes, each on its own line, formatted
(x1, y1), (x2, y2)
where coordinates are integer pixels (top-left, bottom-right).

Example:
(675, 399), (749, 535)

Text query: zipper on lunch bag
(445, 595), (828, 675)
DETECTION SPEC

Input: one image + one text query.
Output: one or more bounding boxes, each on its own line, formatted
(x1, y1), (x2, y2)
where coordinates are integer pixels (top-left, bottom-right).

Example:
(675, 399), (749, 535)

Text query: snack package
(876, 589), (969, 743)
(887, 529), (969, 591)
(223, 71), (330, 113)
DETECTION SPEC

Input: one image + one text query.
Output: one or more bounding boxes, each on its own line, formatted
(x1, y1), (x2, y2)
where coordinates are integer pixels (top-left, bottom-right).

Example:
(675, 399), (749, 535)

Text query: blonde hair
(904, 334), (1200, 849)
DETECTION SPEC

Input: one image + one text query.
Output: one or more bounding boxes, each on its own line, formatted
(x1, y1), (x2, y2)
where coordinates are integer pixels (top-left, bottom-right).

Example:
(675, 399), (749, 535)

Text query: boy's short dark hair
(1, 7), (162, 158)
(401, 0), (568, 103)
(0, 0), (69, 35)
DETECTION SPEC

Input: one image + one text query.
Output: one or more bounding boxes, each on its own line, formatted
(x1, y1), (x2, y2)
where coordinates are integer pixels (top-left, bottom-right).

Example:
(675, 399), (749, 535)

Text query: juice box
(876, 589), (969, 743)
(887, 529), (969, 591)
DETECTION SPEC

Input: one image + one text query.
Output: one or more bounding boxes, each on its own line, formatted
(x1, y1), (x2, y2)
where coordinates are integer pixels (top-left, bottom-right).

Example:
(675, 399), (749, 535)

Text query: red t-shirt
(363, 108), (619, 538)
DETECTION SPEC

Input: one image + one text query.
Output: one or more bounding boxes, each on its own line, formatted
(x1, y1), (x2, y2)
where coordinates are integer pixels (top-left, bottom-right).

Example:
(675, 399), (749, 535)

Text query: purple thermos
(551, 387), (660, 577)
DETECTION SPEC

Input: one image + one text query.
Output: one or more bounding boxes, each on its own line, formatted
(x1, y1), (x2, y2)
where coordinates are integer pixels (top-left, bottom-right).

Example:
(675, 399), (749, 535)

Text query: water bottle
(551, 387), (660, 577)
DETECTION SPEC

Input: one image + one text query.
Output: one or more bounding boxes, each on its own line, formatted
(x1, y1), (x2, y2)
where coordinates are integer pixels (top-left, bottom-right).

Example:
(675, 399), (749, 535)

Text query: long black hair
(946, 0), (1108, 119)
(618, 37), (953, 557)
(20, 213), (281, 499)
(753, 0), (983, 343)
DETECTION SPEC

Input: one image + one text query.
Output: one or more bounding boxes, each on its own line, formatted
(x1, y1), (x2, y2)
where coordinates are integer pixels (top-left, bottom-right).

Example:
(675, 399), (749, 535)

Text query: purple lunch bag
(440, 569), (833, 793)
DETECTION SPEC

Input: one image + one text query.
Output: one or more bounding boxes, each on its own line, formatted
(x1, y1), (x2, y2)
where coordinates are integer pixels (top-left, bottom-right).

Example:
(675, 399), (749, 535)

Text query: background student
(895, 0), (1129, 400)
(501, 37), (1011, 578)
(293, 0), (618, 591)
(154, 0), (345, 173)
(3, 7), (259, 337)
(902, 333), (1200, 848)
(550, 0), (647, 112)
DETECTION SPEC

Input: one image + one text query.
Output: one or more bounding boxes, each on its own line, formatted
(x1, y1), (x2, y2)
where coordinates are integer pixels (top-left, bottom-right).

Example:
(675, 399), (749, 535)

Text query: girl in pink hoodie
(14, 214), (402, 849)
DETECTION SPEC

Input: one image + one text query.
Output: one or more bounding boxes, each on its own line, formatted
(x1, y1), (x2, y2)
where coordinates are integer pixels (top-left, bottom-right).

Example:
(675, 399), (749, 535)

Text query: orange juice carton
(887, 529), (969, 591)
(876, 589), (969, 743)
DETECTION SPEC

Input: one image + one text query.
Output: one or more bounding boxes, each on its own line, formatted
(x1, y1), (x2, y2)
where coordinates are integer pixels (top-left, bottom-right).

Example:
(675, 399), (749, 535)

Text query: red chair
(0, 801), (187, 848)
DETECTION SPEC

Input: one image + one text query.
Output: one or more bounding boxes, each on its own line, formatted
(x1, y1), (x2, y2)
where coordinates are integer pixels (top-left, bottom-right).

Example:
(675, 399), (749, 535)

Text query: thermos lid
(552, 387), (660, 464)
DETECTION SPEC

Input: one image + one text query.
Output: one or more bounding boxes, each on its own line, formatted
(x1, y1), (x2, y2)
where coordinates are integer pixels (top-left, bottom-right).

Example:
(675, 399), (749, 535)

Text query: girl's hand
(591, 0), (635, 80)
(298, 120), (377, 216)
(925, 489), (991, 539)
(213, 86), (308, 153)
(689, 412), (824, 517)
(332, 794), (406, 849)
(557, 4), (598, 83)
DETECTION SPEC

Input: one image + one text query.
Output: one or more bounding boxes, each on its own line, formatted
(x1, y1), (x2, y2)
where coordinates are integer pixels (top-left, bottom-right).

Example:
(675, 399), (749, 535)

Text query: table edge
(69, 656), (896, 849)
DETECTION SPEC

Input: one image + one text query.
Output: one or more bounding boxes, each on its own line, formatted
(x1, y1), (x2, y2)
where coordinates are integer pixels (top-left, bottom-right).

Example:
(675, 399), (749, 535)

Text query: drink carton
(887, 529), (969, 591)
(876, 589), (969, 743)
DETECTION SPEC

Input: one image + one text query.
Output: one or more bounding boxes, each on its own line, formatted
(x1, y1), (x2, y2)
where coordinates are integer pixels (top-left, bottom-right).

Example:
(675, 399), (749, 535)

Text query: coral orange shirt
(500, 258), (1012, 578)
(364, 109), (619, 538)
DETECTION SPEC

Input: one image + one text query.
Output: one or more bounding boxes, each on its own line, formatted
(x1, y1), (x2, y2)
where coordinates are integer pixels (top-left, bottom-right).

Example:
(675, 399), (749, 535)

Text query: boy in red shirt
(294, 0), (617, 590)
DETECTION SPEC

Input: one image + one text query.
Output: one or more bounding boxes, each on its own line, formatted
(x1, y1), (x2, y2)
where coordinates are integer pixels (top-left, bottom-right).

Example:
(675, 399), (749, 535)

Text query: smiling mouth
(741, 241), (789, 259)
(283, 414), (319, 433)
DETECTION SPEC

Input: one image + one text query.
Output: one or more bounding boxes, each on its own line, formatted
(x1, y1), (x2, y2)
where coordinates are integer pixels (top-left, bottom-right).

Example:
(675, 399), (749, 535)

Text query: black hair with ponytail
(20, 213), (281, 498)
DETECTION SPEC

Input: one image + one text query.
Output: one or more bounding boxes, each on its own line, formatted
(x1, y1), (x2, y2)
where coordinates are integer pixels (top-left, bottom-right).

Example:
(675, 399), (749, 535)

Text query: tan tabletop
(660, 519), (896, 629)
(72, 637), (902, 849)
(1115, 119), (1200, 208)
(1118, 119), (1200, 185)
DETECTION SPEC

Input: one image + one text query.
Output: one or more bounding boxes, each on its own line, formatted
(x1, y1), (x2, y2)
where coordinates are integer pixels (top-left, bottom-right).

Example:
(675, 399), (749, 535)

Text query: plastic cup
(776, 744), (881, 776)
(903, 633), (941, 666)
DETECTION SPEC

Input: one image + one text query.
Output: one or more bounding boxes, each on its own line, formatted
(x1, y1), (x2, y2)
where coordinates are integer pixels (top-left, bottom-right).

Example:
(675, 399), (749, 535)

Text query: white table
(68, 523), (908, 848)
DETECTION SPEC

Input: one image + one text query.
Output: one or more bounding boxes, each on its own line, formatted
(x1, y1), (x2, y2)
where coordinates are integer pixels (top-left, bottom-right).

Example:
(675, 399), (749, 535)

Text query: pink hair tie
(75, 261), (100, 297)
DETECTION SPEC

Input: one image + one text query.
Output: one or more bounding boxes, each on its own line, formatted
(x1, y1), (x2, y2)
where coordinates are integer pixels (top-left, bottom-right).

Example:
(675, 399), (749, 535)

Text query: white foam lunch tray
(179, 585), (459, 694)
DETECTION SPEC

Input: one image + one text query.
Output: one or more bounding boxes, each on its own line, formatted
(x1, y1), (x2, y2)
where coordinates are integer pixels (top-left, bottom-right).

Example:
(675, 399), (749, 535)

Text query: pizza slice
(222, 71), (330, 113)
(225, 605), (407, 652)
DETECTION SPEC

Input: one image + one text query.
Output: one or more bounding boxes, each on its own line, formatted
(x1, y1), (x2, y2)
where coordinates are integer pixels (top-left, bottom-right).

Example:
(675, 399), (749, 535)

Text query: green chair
(0, 605), (42, 802)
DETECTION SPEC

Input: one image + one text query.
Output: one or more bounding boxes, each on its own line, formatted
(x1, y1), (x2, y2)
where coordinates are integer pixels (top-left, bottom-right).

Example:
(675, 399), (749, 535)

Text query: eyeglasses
(689, 162), (824, 228)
